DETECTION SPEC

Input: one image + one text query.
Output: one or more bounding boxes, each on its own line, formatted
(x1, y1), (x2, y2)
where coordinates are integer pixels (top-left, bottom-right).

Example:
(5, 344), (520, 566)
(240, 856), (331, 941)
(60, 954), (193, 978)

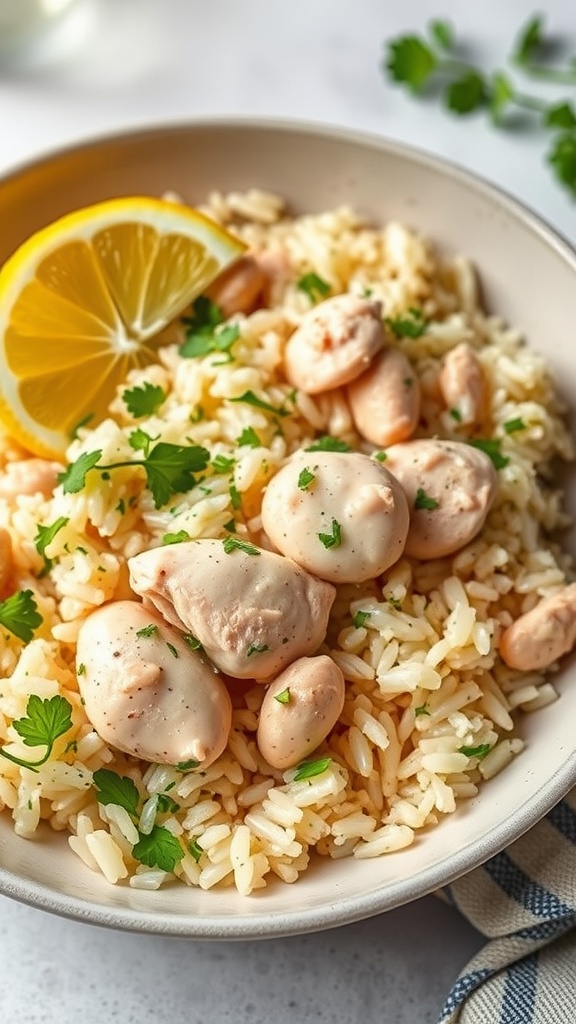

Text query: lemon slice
(0, 196), (246, 458)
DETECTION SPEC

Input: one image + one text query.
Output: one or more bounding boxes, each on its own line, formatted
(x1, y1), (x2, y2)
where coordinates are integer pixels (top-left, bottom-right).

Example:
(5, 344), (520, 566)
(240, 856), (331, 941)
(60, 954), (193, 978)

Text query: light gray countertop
(0, 1), (573, 1020)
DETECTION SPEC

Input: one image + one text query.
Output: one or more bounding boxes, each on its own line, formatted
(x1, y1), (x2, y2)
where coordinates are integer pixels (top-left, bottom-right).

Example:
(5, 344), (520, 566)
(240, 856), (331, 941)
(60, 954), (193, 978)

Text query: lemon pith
(0, 196), (246, 458)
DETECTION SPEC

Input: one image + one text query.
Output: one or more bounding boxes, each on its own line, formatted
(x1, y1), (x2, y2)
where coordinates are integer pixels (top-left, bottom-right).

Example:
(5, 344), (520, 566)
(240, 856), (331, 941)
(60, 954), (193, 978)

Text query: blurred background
(0, 2), (573, 1022)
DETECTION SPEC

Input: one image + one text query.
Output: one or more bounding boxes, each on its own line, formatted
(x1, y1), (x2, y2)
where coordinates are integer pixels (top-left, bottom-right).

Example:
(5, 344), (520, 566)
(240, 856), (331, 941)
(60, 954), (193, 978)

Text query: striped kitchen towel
(438, 786), (576, 1023)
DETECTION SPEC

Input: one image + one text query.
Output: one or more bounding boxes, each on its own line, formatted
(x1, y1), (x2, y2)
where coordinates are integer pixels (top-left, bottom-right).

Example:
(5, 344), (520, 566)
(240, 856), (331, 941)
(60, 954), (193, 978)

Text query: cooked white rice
(0, 189), (574, 894)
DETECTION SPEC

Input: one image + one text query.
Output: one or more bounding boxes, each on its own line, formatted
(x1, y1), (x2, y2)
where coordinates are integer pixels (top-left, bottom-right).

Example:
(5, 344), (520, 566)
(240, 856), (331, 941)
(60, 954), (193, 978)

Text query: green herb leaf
(459, 743), (492, 760)
(446, 71), (488, 115)
(503, 417), (526, 434)
(545, 102), (576, 130)
(182, 295), (223, 332)
(468, 438), (510, 469)
(175, 758), (200, 771)
(141, 442), (210, 508)
(211, 454), (236, 474)
(547, 132), (576, 199)
(222, 536), (261, 556)
(34, 516), (69, 572)
(129, 428), (156, 456)
(229, 390), (289, 417)
(513, 13), (543, 66)
(414, 488), (439, 511)
(415, 704), (431, 717)
(429, 19), (454, 51)
(229, 482), (241, 509)
(188, 839), (203, 862)
(0, 590), (43, 643)
(183, 634), (203, 651)
(0, 694), (73, 771)
(449, 408), (462, 423)
(166, 642), (179, 659)
(180, 323), (240, 360)
(297, 467), (316, 491)
(296, 272), (331, 303)
(236, 426), (261, 448)
(156, 794), (180, 815)
(385, 307), (427, 339)
(162, 530), (190, 546)
(246, 643), (270, 657)
(136, 623), (158, 639)
(123, 382), (166, 418)
(132, 825), (184, 872)
(353, 610), (372, 629)
(490, 71), (514, 125)
(304, 435), (351, 453)
(317, 518), (342, 549)
(293, 757), (332, 782)
(92, 768), (140, 817)
(59, 450), (103, 494)
(374, 450), (388, 462)
(274, 687), (291, 705)
(386, 35), (437, 92)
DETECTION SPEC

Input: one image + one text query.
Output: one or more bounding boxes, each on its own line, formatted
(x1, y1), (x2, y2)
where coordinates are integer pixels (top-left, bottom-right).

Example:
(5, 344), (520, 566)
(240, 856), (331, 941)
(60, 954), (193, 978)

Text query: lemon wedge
(0, 196), (246, 458)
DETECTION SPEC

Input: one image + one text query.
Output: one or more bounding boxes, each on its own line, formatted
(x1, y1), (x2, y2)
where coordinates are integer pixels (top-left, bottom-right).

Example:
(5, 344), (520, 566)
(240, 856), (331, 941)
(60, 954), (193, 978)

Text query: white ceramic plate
(1, 119), (576, 938)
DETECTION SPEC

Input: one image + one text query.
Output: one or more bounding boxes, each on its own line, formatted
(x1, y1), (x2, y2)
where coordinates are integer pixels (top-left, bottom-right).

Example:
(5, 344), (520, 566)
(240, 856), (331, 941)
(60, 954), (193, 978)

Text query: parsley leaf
(318, 518), (342, 549)
(59, 450), (103, 494)
(446, 71), (488, 115)
(222, 536), (261, 556)
(415, 704), (431, 717)
(175, 758), (200, 771)
(503, 417), (526, 434)
(0, 694), (72, 772)
(162, 530), (190, 546)
(132, 824), (184, 872)
(414, 488), (439, 511)
(92, 768), (140, 817)
(296, 272), (331, 303)
(293, 757), (332, 782)
(129, 428), (157, 456)
(386, 35), (437, 92)
(183, 634), (203, 651)
(545, 102), (576, 130)
(459, 743), (492, 760)
(180, 323), (240, 360)
(0, 590), (43, 643)
(211, 454), (236, 474)
(304, 435), (351, 453)
(297, 468), (316, 491)
(468, 438), (510, 469)
(136, 623), (158, 639)
(429, 19), (454, 51)
(353, 610), (372, 629)
(513, 13), (543, 67)
(142, 443), (211, 508)
(490, 71), (515, 125)
(548, 132), (576, 199)
(385, 307), (427, 339)
(274, 687), (291, 705)
(182, 295), (223, 332)
(236, 426), (261, 448)
(123, 382), (166, 418)
(34, 516), (69, 573)
(247, 643), (270, 657)
(229, 390), (289, 417)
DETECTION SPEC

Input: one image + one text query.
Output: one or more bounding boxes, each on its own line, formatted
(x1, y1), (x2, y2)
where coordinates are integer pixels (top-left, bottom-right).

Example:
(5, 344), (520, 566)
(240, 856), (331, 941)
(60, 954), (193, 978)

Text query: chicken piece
(499, 584), (576, 671)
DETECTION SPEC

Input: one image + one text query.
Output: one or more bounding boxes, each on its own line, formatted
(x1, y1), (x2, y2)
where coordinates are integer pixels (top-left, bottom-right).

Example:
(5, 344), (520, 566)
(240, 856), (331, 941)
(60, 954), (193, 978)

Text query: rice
(0, 188), (574, 896)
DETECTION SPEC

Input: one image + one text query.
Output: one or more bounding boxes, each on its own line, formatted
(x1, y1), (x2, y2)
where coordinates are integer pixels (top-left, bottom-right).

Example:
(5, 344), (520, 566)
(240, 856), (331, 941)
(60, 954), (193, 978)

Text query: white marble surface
(0, 1), (574, 1021)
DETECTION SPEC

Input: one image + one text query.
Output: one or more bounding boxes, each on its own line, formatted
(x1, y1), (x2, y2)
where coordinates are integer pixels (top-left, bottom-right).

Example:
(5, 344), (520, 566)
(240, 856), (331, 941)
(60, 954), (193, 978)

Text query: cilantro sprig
(0, 590), (43, 643)
(383, 15), (576, 198)
(34, 517), (69, 574)
(0, 694), (72, 772)
(122, 382), (166, 418)
(59, 441), (210, 509)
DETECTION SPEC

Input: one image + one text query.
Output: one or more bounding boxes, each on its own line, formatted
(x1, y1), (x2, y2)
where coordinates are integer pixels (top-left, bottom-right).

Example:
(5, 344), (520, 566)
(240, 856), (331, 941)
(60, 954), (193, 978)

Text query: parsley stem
(437, 58), (478, 75)
(519, 64), (576, 86)
(0, 748), (48, 772)
(512, 92), (549, 114)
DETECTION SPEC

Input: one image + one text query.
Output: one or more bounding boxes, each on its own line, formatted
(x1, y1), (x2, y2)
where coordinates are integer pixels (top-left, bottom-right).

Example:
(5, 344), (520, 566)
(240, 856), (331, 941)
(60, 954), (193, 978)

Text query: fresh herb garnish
(385, 307), (427, 339)
(136, 623), (158, 639)
(374, 450), (388, 462)
(449, 408), (463, 423)
(293, 757), (332, 781)
(60, 442), (210, 509)
(183, 634), (203, 651)
(229, 390), (289, 417)
(0, 694), (72, 772)
(181, 323), (240, 361)
(317, 518), (342, 549)
(274, 687), (291, 705)
(459, 743), (492, 760)
(503, 417), (526, 434)
(246, 643), (270, 657)
(468, 438), (510, 470)
(188, 839), (203, 862)
(176, 758), (200, 772)
(236, 426), (261, 448)
(211, 454), (236, 474)
(156, 794), (180, 815)
(383, 15), (576, 199)
(353, 610), (372, 629)
(414, 704), (431, 717)
(296, 272), (331, 303)
(34, 516), (69, 573)
(162, 530), (190, 546)
(304, 435), (351, 453)
(166, 642), (179, 659)
(123, 382), (166, 418)
(0, 590), (43, 643)
(92, 768), (140, 816)
(132, 825), (184, 873)
(222, 536), (261, 556)
(229, 483), (241, 509)
(414, 488), (439, 511)
(297, 467), (316, 491)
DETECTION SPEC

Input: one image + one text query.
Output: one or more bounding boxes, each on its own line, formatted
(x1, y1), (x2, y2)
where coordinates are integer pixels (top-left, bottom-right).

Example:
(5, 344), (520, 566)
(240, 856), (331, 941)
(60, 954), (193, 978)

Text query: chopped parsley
(385, 307), (427, 339)
(166, 642), (179, 659)
(222, 536), (261, 556)
(122, 382), (166, 418)
(503, 417), (526, 434)
(246, 643), (270, 657)
(317, 518), (342, 549)
(77, 663), (86, 676)
(229, 483), (241, 510)
(188, 839), (203, 862)
(176, 758), (200, 772)
(459, 743), (492, 760)
(414, 488), (439, 511)
(468, 438), (510, 469)
(92, 768), (140, 816)
(136, 623), (158, 639)
(211, 454), (236, 474)
(236, 426), (261, 448)
(293, 757), (332, 781)
(374, 450), (388, 462)
(181, 323), (240, 361)
(34, 516), (69, 573)
(353, 610), (372, 629)
(274, 687), (291, 705)
(296, 272), (331, 303)
(297, 467), (316, 491)
(183, 634), (203, 651)
(229, 390), (289, 417)
(129, 428), (158, 457)
(162, 530), (190, 546)
(0, 590), (43, 643)
(449, 408), (463, 422)
(0, 694), (73, 772)
(305, 435), (351, 453)
(414, 704), (431, 717)
(132, 825), (184, 873)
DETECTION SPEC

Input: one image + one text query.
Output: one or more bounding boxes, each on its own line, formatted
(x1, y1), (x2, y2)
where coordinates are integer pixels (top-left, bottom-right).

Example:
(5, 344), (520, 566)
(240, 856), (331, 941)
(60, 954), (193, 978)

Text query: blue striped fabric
(437, 787), (576, 1023)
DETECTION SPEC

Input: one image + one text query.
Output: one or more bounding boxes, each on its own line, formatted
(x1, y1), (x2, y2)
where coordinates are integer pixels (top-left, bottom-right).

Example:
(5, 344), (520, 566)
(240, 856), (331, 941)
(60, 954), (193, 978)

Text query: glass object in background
(0, 0), (83, 55)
